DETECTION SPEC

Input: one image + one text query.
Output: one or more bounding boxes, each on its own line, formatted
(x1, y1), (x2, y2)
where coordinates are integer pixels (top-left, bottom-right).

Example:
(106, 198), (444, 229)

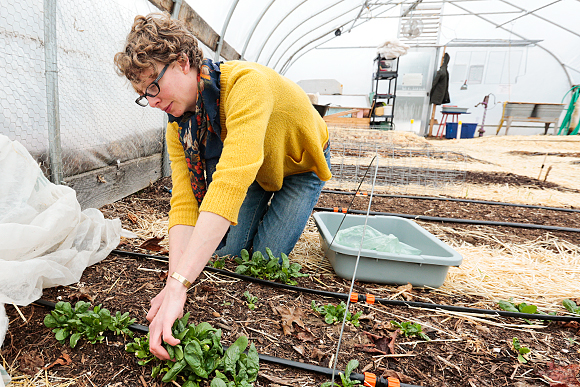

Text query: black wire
(33, 298), (420, 387)
(111, 249), (580, 322)
(321, 189), (580, 213)
(313, 207), (580, 233)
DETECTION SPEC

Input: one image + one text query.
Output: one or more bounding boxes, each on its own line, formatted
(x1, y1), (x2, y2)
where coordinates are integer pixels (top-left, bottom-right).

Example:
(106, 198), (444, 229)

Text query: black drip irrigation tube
(313, 207), (580, 234)
(321, 189), (580, 214)
(112, 249), (580, 323)
(33, 299), (418, 387)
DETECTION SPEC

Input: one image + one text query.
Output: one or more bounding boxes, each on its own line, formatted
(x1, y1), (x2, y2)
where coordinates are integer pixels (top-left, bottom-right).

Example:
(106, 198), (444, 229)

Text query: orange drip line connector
(333, 207), (348, 213)
(356, 191), (368, 197)
(387, 377), (400, 387)
(363, 372), (376, 387)
(349, 292), (375, 304)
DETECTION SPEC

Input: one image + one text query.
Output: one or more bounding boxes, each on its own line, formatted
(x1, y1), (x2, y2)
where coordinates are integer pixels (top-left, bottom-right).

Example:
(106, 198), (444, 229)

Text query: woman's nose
(147, 95), (162, 108)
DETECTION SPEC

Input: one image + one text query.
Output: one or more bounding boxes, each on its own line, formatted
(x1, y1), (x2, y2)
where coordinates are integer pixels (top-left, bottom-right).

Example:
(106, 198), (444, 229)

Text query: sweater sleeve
(166, 121), (200, 230)
(199, 66), (275, 225)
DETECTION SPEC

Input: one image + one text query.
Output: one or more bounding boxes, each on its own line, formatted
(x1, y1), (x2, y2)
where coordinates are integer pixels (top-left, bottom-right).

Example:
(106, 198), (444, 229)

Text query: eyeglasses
(135, 63), (170, 107)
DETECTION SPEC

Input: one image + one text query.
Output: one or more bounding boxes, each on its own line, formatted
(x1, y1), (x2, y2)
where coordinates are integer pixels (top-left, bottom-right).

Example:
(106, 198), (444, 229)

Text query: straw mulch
(297, 128), (580, 306)
(421, 224), (580, 309)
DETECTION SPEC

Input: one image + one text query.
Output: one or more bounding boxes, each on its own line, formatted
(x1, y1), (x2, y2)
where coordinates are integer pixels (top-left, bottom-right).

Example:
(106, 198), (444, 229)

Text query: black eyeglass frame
(135, 63), (170, 107)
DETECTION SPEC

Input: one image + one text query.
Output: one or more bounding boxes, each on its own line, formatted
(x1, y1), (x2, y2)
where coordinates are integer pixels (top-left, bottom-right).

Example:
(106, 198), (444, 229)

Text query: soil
(4, 170), (580, 387)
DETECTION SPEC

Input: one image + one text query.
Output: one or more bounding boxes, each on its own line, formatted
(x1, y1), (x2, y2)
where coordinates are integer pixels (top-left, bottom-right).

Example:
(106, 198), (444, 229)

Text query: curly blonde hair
(114, 13), (204, 85)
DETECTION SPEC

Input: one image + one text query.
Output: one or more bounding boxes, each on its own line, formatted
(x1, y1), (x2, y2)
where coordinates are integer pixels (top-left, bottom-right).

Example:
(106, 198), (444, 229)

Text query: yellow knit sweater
(167, 61), (331, 230)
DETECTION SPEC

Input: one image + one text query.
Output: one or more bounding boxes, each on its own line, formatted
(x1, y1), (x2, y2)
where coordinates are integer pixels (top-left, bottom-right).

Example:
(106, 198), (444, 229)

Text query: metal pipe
(275, 2), (389, 72)
(345, 0), (370, 33)
(497, 0), (580, 39)
(214, 0), (239, 61)
(495, 0), (561, 28)
(171, 0), (182, 18)
(281, 2), (399, 74)
(254, 0), (309, 63)
(44, 0), (63, 184)
(266, 0), (348, 67)
(240, 0), (276, 59)
(446, 0), (573, 87)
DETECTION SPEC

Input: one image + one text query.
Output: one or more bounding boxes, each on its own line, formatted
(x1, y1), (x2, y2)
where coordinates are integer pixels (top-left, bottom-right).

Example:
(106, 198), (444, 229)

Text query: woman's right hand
(146, 287), (167, 323)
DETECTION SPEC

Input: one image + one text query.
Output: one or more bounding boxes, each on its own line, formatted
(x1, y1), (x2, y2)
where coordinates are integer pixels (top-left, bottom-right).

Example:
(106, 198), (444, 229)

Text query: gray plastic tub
(313, 212), (463, 288)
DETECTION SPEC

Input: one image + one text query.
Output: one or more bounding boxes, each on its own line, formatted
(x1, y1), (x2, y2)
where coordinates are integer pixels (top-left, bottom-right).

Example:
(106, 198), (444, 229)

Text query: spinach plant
(210, 256), (226, 269)
(320, 359), (361, 387)
(512, 337), (531, 363)
(498, 298), (556, 324)
(390, 320), (430, 341)
(44, 301), (134, 348)
(243, 291), (258, 310)
(234, 248), (308, 286)
(126, 313), (259, 387)
(563, 299), (580, 315)
(311, 301), (362, 327)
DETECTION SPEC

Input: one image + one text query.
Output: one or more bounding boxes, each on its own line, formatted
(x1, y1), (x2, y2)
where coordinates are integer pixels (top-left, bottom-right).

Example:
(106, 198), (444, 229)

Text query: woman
(114, 13), (331, 359)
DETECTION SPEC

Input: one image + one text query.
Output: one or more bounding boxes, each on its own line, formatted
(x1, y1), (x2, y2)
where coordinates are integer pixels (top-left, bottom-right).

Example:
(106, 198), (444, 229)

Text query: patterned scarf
(168, 58), (228, 248)
(169, 58), (224, 206)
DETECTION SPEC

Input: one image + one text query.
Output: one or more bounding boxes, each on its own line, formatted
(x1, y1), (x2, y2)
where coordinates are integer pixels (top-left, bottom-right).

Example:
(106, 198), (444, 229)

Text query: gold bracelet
(170, 272), (192, 289)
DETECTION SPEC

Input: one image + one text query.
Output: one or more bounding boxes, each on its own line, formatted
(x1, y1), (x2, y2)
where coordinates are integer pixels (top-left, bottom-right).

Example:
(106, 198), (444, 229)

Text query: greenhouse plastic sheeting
(0, 134), (122, 347)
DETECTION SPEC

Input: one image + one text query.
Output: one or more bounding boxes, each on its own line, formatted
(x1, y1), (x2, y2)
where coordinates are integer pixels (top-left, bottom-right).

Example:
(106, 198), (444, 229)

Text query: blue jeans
(215, 144), (331, 259)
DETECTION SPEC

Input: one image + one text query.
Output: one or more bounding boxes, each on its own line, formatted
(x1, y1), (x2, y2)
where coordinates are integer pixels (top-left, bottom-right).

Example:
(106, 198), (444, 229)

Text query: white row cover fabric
(376, 39), (410, 59)
(0, 134), (122, 348)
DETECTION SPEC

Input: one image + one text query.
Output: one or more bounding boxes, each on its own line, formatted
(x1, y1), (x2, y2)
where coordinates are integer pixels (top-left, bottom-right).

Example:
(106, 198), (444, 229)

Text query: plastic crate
(445, 123), (477, 139)
(313, 212), (463, 288)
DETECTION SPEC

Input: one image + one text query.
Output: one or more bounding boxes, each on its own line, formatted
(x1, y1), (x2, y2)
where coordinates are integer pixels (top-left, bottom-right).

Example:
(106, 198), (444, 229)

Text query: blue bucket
(445, 123), (477, 139)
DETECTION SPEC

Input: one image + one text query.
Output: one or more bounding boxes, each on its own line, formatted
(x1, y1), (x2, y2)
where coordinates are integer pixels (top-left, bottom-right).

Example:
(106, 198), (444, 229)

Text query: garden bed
(3, 133), (580, 387)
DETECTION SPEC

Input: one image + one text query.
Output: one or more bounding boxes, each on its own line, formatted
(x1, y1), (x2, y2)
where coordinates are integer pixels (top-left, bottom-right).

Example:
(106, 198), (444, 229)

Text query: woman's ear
(178, 53), (191, 74)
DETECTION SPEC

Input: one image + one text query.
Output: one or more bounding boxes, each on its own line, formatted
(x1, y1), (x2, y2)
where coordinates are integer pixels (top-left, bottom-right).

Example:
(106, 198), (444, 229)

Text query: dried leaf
(362, 330), (397, 355)
(561, 321), (580, 335)
(68, 287), (94, 304)
(293, 345), (305, 356)
(541, 362), (580, 387)
(295, 325), (316, 342)
(44, 352), (72, 370)
(19, 350), (44, 375)
(126, 212), (139, 225)
(361, 363), (374, 373)
(396, 283), (414, 301)
(382, 369), (414, 384)
(139, 236), (167, 252)
(274, 306), (305, 335)
(311, 348), (327, 362)
(296, 331), (316, 342)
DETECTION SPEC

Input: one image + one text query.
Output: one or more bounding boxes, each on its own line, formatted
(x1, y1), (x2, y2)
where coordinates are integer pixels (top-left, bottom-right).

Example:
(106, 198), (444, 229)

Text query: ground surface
(3, 132), (580, 387)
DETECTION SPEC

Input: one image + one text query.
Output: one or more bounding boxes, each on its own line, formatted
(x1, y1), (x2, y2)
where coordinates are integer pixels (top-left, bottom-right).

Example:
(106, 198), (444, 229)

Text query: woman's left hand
(147, 279), (188, 360)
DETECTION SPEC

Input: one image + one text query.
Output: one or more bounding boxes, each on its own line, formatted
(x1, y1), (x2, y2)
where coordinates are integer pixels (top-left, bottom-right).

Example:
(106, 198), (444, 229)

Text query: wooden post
(428, 46), (446, 137)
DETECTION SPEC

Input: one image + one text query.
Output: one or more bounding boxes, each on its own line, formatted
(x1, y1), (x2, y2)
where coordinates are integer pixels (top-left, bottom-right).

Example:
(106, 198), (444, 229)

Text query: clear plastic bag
(334, 225), (421, 255)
